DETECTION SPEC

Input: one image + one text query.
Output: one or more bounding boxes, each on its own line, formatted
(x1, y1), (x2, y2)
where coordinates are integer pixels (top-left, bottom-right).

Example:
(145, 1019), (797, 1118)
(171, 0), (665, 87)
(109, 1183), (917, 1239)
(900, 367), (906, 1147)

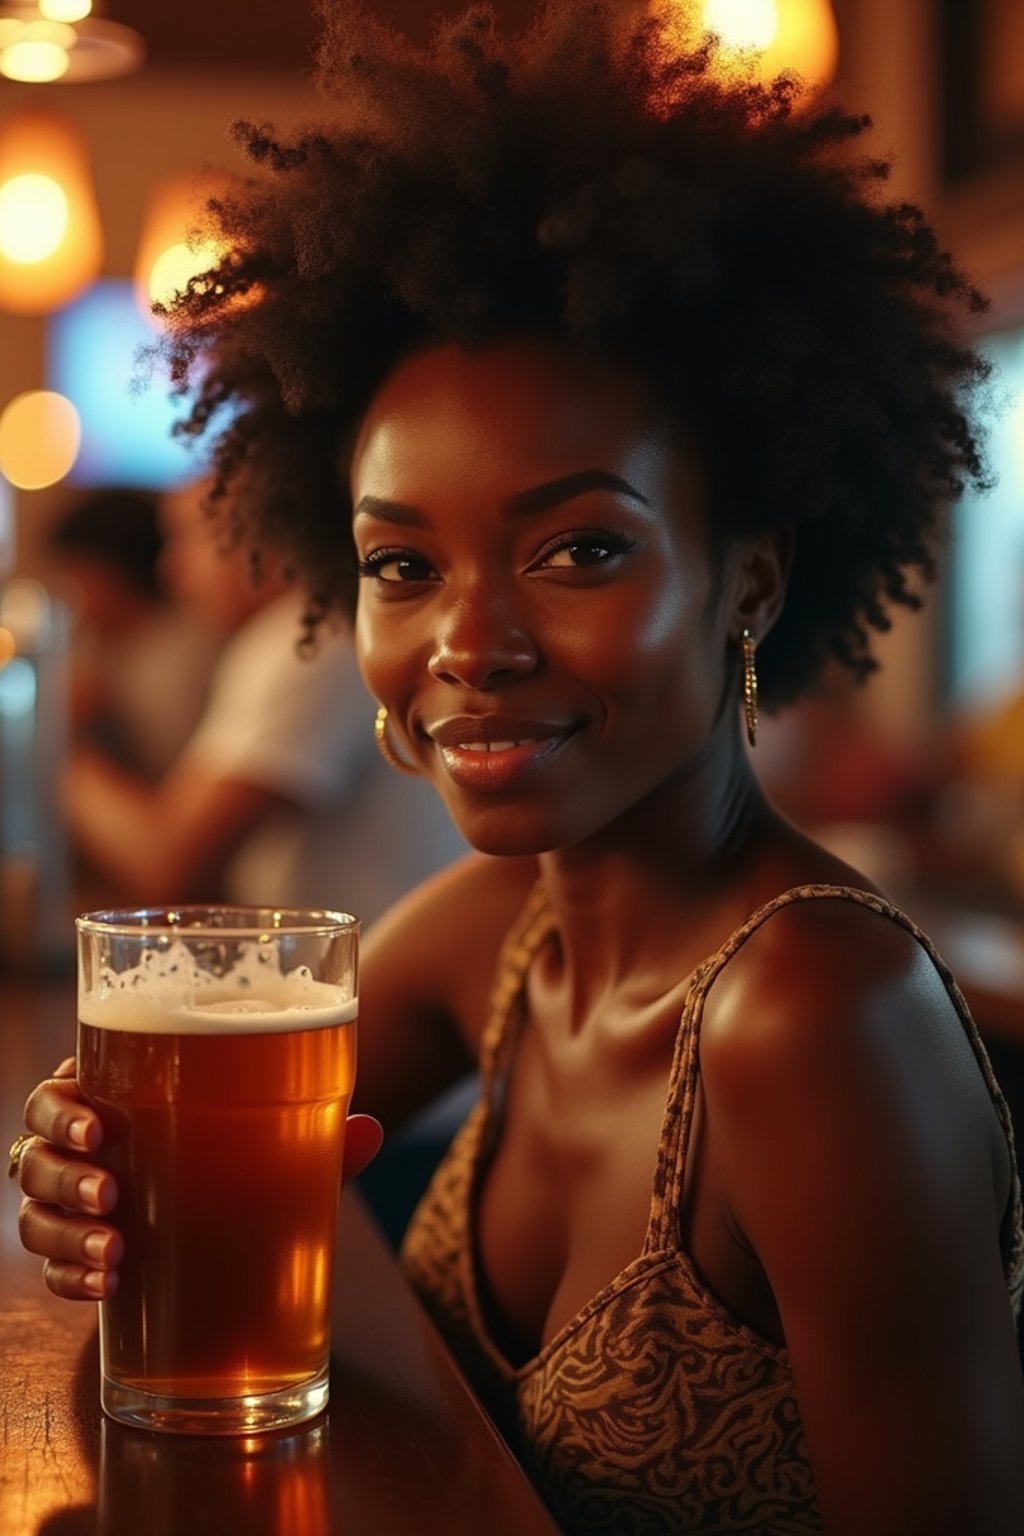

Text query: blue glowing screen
(47, 280), (212, 490)
(950, 326), (1024, 704)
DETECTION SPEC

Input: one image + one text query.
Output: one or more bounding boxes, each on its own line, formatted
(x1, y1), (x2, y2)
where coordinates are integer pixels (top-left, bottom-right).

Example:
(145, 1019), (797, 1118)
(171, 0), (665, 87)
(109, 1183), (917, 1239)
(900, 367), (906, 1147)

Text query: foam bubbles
(80, 939), (356, 1035)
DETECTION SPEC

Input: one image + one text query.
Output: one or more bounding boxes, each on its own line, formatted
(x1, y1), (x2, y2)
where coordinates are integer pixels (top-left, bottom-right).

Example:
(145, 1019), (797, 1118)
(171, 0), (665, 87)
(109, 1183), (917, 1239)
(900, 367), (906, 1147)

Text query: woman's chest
(473, 1008), (679, 1360)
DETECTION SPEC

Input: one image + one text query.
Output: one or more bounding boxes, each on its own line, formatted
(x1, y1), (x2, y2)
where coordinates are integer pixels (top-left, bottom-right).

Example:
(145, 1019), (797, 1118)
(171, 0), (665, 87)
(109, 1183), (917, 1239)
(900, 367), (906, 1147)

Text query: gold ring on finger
(7, 1132), (32, 1181)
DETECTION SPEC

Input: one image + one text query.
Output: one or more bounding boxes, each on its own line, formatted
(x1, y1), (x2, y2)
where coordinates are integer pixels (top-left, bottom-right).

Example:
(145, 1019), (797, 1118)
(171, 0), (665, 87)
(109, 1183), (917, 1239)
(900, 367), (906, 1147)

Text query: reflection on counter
(96, 1418), (330, 1536)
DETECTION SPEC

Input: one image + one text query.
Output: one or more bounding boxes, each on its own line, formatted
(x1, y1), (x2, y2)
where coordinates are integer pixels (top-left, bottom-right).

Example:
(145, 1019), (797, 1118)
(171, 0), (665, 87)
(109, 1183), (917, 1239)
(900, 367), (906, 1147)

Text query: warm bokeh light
(0, 173), (69, 264)
(0, 10), (142, 83)
(0, 627), (15, 668)
(699, 0), (839, 87)
(704, 0), (778, 51)
(40, 0), (94, 21)
(0, 39), (70, 82)
(27, 19), (77, 47)
(0, 390), (82, 491)
(148, 237), (228, 310)
(135, 170), (248, 324)
(0, 112), (103, 312)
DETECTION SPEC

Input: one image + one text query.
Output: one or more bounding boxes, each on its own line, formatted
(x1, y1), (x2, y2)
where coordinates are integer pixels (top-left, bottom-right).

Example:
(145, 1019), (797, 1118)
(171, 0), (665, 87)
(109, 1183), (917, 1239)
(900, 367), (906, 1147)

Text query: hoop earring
(741, 629), (758, 749)
(374, 705), (419, 775)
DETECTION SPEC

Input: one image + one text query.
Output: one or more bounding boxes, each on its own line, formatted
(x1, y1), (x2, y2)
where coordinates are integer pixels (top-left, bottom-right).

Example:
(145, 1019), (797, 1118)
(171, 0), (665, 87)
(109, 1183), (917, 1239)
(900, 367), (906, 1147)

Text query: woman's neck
(535, 724), (779, 1008)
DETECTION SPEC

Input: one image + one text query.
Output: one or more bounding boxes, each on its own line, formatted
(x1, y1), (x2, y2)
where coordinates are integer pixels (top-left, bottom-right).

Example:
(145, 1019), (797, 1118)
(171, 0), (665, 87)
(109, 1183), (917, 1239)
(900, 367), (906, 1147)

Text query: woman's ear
(728, 525), (793, 643)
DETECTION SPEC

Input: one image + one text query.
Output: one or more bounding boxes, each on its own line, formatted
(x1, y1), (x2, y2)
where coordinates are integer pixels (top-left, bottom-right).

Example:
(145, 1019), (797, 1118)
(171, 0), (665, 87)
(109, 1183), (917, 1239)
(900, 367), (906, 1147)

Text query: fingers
(41, 1260), (119, 1302)
(23, 1068), (102, 1155)
(18, 1139), (122, 1301)
(20, 1200), (123, 1299)
(18, 1138), (117, 1216)
(18, 1061), (121, 1301)
(343, 1113), (384, 1183)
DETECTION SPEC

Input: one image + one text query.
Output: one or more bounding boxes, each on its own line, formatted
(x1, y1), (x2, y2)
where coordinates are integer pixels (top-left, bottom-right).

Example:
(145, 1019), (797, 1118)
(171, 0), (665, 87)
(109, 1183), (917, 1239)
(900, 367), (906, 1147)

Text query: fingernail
(83, 1231), (107, 1264)
(83, 1270), (106, 1295)
(68, 1119), (91, 1149)
(78, 1175), (103, 1208)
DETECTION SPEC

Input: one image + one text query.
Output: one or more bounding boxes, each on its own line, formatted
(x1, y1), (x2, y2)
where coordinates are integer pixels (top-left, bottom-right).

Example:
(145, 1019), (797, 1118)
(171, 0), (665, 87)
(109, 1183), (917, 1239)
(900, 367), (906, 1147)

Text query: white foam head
(79, 940), (357, 1034)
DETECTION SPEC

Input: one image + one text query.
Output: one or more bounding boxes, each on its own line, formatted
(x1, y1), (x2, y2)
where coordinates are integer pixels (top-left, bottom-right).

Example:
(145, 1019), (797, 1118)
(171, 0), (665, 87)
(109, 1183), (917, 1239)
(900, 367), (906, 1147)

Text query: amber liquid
(78, 1016), (355, 1399)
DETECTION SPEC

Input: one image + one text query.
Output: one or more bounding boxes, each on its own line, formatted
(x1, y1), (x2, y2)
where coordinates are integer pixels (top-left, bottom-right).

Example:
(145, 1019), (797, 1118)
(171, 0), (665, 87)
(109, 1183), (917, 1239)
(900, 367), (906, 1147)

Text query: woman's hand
(16, 1059), (384, 1302)
(17, 1059), (119, 1301)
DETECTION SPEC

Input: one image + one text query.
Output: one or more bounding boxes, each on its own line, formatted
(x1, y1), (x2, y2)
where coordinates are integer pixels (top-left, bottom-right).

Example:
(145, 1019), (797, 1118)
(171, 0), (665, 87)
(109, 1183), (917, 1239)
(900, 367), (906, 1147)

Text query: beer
(76, 909), (358, 1434)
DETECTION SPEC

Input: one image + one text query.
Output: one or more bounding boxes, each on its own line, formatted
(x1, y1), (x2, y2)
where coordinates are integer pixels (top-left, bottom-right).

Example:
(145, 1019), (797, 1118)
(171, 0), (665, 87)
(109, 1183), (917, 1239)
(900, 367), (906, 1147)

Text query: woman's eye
(356, 550), (436, 584)
(535, 532), (635, 570)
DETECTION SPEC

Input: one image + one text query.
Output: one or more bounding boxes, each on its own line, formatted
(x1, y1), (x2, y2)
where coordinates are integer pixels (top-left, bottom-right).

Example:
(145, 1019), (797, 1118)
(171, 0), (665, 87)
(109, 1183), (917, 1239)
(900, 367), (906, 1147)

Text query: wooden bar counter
(0, 978), (560, 1536)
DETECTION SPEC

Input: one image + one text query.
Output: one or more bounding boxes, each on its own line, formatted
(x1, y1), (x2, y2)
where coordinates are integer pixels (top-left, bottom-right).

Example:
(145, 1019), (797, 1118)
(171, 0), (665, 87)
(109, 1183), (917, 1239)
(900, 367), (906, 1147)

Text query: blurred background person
(59, 479), (467, 918)
(757, 662), (935, 894)
(46, 485), (221, 780)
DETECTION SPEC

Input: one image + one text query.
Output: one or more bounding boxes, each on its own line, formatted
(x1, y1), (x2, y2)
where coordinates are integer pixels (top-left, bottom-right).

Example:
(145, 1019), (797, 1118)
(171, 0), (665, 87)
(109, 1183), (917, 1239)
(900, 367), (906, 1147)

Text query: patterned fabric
(401, 884), (1024, 1535)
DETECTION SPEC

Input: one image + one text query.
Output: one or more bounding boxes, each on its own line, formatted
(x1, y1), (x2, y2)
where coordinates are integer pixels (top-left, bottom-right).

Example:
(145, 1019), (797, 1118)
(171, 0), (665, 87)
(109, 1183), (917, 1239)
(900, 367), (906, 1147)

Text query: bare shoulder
(701, 891), (974, 1094)
(697, 889), (1011, 1249)
(362, 852), (540, 1052)
(697, 888), (1014, 1292)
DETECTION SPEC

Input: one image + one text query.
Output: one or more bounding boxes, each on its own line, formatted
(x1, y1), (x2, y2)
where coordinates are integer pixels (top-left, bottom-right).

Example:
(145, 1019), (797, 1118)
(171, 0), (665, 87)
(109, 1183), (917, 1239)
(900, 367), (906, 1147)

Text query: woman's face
(350, 338), (738, 855)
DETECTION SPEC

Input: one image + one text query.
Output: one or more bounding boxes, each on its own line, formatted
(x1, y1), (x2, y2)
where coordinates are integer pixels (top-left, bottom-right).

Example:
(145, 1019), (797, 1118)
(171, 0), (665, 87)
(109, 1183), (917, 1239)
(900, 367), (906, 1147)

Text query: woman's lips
(427, 719), (577, 791)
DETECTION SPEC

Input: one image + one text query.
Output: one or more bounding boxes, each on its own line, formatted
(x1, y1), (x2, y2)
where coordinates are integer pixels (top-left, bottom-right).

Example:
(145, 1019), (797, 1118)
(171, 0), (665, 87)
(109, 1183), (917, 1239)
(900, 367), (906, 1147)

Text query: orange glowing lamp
(701, 0), (839, 88)
(0, 111), (102, 313)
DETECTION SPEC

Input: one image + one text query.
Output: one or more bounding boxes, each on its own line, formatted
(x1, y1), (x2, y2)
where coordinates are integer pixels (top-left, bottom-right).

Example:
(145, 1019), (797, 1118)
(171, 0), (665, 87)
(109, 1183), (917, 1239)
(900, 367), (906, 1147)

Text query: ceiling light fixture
(0, 1), (143, 84)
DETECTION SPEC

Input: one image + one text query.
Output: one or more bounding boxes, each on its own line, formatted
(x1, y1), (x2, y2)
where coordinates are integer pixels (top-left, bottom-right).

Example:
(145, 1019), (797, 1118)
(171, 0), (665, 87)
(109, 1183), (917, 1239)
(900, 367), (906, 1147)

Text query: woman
(14, 3), (1024, 1531)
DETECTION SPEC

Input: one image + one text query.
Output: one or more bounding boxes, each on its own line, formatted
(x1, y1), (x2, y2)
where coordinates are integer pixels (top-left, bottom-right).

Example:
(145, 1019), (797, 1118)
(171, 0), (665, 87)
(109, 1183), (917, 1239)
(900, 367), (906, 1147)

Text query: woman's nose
(427, 589), (538, 690)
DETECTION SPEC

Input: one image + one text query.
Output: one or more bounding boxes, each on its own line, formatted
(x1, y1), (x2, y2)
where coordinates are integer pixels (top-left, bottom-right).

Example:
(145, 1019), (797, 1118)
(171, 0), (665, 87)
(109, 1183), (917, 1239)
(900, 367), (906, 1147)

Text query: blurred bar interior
(0, 0), (1023, 966)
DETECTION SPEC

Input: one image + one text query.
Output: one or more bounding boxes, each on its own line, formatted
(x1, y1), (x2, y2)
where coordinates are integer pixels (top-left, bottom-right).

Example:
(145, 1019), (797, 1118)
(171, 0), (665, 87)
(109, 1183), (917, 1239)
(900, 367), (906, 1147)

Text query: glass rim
(75, 905), (360, 939)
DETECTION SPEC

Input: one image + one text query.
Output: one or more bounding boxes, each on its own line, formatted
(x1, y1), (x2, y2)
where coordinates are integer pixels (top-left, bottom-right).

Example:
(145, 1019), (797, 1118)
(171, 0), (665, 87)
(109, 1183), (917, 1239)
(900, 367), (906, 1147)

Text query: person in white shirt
(61, 480), (466, 919)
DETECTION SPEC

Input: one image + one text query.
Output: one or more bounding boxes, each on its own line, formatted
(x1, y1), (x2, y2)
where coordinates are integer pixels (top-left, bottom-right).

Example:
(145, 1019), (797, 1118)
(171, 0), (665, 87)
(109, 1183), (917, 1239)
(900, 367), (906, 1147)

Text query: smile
(426, 718), (577, 790)
(458, 739), (544, 753)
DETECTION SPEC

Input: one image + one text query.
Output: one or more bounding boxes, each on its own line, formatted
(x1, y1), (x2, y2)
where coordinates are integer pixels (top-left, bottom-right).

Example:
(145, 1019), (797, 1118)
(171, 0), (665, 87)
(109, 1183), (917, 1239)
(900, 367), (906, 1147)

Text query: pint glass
(76, 906), (359, 1435)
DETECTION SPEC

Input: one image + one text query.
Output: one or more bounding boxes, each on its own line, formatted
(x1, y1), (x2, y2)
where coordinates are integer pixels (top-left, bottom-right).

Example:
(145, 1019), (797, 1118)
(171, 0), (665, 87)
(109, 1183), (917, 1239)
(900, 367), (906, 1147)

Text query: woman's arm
(355, 851), (539, 1128)
(61, 751), (295, 903)
(701, 897), (1024, 1536)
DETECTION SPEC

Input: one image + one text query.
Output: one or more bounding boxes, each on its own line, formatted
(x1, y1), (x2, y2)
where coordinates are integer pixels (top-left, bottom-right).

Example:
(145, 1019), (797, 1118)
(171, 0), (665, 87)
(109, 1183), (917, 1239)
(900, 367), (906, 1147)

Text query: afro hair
(161, 0), (993, 705)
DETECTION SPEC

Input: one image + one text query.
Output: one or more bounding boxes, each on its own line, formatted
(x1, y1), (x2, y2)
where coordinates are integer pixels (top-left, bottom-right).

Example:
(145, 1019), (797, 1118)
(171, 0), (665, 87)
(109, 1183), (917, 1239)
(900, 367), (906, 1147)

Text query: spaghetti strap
(645, 884), (1024, 1309)
(476, 878), (554, 1094)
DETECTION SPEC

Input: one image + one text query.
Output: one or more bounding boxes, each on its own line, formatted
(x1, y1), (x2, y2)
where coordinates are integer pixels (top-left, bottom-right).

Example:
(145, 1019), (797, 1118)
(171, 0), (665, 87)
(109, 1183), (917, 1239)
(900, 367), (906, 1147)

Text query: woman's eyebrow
(352, 496), (429, 528)
(503, 470), (651, 517)
(353, 470), (650, 528)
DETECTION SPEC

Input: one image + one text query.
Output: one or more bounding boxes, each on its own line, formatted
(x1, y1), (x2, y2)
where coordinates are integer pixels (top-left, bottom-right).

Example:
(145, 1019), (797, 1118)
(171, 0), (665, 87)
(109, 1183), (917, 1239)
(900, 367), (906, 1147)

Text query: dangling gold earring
(741, 629), (758, 749)
(374, 705), (418, 775)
